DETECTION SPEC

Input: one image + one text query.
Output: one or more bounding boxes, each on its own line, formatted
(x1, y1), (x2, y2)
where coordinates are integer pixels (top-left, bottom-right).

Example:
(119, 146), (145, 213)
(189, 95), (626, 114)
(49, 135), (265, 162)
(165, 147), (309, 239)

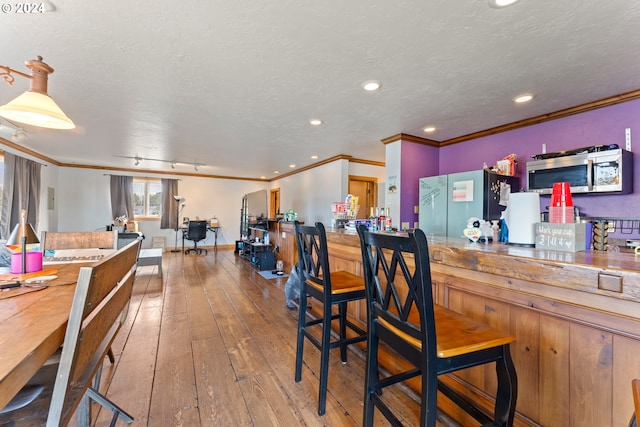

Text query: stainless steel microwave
(526, 148), (633, 194)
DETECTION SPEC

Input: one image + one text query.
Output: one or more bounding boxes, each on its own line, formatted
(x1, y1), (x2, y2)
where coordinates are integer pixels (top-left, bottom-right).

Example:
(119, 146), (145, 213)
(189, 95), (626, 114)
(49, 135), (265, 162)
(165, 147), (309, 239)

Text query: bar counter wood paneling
(322, 228), (640, 427)
(269, 221), (298, 274)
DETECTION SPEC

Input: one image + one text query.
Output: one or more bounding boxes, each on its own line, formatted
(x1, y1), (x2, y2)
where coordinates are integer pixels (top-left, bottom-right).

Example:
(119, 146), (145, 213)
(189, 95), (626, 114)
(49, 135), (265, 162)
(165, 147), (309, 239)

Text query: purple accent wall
(400, 141), (439, 226)
(437, 99), (640, 238)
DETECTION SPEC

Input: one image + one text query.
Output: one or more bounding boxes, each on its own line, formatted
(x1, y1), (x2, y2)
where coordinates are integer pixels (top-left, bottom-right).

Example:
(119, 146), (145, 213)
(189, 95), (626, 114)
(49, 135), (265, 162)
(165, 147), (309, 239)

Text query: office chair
(185, 220), (208, 255)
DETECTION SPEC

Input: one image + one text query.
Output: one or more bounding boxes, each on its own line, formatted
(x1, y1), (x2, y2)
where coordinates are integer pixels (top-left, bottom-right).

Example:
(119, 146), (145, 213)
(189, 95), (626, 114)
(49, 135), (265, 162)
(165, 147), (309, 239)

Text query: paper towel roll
(507, 192), (540, 246)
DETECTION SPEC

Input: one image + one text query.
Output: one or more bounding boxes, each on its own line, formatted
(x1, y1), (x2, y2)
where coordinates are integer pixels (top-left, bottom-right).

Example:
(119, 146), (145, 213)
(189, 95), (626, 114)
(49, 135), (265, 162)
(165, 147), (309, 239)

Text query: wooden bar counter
(323, 228), (640, 427)
(268, 221), (298, 273)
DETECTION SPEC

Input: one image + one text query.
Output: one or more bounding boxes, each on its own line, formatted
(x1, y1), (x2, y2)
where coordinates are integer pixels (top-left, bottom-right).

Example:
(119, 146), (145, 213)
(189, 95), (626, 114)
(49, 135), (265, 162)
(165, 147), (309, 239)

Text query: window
(133, 178), (162, 218)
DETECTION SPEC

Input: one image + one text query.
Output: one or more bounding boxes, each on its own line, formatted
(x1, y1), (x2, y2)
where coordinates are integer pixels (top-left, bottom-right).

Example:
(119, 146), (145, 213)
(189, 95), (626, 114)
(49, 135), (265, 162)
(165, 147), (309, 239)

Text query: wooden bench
(0, 240), (141, 426)
(138, 248), (162, 277)
(41, 230), (117, 251)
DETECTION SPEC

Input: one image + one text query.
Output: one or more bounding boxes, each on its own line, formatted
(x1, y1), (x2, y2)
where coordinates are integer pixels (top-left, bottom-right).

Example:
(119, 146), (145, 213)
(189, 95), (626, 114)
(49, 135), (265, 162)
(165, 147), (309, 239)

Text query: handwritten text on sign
(535, 223), (586, 252)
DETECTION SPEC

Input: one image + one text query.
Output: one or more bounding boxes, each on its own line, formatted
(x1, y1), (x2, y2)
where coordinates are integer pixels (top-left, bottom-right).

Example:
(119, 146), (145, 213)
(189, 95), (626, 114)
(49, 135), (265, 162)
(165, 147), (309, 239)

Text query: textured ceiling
(1, 0), (640, 179)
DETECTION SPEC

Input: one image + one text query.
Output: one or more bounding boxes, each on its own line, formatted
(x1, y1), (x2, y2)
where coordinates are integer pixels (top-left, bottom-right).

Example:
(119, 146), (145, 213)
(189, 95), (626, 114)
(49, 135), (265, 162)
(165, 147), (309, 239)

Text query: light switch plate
(625, 128), (632, 151)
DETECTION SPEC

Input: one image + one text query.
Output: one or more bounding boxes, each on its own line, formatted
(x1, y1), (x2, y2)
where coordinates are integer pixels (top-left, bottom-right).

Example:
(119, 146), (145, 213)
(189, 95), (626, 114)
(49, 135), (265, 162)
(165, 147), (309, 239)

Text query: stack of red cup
(549, 182), (574, 223)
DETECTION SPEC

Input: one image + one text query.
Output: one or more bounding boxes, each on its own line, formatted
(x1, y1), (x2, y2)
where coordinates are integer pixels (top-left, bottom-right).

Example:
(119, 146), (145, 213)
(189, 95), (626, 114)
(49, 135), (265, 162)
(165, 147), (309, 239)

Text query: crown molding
(382, 89), (640, 148)
(381, 133), (440, 146)
(0, 142), (381, 182)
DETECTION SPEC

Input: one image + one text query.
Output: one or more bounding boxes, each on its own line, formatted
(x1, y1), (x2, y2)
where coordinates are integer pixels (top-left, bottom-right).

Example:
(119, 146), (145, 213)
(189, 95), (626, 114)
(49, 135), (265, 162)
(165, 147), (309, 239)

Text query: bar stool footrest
(438, 379), (492, 426)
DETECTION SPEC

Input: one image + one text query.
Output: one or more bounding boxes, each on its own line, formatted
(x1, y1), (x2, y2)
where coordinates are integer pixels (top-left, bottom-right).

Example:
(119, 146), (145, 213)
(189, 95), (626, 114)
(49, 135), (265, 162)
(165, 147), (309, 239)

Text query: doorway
(348, 176), (377, 219)
(269, 188), (280, 219)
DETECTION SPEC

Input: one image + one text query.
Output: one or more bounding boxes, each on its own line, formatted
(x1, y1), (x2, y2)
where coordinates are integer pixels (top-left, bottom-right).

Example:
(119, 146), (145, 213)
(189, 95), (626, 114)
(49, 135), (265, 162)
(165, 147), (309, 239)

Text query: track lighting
(116, 155), (206, 171)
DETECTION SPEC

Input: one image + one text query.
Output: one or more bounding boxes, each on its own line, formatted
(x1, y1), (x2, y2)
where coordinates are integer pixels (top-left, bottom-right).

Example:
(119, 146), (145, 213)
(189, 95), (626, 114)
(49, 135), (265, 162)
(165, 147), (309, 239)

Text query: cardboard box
(535, 222), (586, 252)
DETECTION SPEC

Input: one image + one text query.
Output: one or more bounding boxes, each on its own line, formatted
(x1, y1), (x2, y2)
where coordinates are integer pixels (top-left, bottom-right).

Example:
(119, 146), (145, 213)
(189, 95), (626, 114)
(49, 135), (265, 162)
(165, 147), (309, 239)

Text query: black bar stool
(293, 221), (367, 415)
(357, 225), (518, 427)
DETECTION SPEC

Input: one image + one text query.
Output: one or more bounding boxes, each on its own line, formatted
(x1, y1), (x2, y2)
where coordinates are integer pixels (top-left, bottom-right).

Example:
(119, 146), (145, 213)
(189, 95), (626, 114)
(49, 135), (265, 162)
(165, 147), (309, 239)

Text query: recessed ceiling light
(309, 119), (323, 126)
(310, 155), (318, 159)
(489, 0), (520, 8)
(362, 80), (381, 91)
(514, 94), (534, 103)
(274, 170), (280, 174)
(260, 176), (266, 179)
(423, 126), (436, 133)
(289, 164), (296, 168)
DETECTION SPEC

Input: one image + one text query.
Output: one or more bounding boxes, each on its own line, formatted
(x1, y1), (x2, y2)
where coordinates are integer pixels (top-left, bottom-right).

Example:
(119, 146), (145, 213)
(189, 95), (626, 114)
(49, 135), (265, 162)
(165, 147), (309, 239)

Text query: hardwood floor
(89, 249), (448, 427)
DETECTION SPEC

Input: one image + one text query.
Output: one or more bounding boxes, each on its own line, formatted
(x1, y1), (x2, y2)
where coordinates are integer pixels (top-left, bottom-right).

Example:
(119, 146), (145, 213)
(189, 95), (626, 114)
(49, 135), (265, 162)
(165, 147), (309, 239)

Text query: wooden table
(0, 263), (82, 410)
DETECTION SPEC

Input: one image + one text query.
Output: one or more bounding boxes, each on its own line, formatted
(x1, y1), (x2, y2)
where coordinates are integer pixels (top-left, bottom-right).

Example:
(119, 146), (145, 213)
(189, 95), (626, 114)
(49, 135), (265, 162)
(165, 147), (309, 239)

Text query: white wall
(385, 141), (401, 223)
(174, 175), (267, 248)
(348, 161), (386, 209)
(271, 159), (386, 226)
(54, 167), (267, 248)
(348, 162), (386, 182)
(39, 161), (59, 235)
(45, 159), (384, 248)
(273, 159), (346, 226)
(57, 168), (113, 232)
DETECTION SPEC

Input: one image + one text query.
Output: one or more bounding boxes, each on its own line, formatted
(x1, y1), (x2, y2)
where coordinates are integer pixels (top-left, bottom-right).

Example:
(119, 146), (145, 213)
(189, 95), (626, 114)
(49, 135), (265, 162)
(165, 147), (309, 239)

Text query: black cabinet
(240, 224), (274, 270)
(249, 248), (275, 270)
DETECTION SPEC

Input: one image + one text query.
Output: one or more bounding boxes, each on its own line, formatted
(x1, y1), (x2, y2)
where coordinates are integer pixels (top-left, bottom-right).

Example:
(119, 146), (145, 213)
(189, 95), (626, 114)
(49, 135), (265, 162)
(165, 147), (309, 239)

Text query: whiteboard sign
(535, 223), (586, 252)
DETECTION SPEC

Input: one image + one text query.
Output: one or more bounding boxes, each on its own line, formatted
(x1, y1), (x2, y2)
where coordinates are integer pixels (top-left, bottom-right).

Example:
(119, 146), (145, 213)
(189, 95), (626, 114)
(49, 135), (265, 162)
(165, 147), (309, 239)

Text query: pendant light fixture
(0, 56), (75, 130)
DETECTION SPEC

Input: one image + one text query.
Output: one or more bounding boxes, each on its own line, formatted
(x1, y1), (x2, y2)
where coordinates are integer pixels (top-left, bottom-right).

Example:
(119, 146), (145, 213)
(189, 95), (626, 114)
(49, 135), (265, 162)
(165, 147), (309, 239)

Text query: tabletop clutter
(549, 181), (574, 223)
(535, 181), (591, 252)
(450, 177), (594, 253)
(10, 250), (43, 274)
